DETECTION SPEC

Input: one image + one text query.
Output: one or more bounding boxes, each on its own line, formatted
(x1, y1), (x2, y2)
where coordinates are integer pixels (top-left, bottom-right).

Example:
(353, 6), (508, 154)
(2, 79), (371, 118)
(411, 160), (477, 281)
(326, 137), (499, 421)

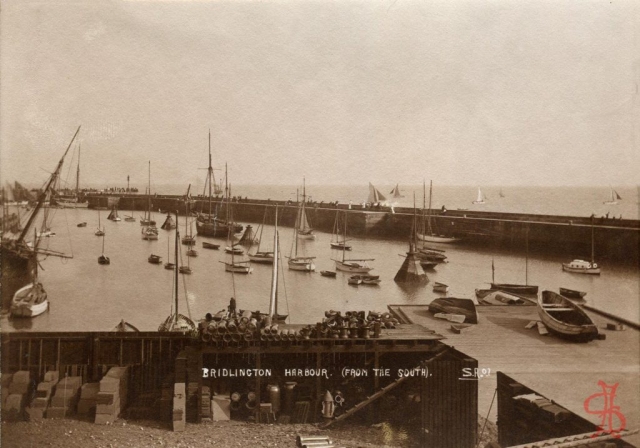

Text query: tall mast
(342, 209), (347, 262)
(174, 212), (180, 325)
(412, 193), (417, 252)
(525, 225), (529, 285)
(18, 126), (81, 243)
(147, 161), (151, 221)
(427, 180), (433, 234)
(591, 217), (595, 263)
(75, 143), (81, 196)
(208, 130), (213, 215)
(225, 163), (229, 223)
(268, 207), (279, 322)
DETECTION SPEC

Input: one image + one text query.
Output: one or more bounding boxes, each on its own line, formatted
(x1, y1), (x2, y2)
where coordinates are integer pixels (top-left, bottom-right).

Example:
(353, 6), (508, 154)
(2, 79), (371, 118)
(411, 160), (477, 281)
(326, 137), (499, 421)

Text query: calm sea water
(2, 201), (638, 332)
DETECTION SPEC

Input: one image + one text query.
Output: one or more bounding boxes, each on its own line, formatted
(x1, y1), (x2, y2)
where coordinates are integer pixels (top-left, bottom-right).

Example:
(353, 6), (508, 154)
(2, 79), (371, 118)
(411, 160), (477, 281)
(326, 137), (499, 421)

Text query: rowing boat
(537, 290), (598, 342)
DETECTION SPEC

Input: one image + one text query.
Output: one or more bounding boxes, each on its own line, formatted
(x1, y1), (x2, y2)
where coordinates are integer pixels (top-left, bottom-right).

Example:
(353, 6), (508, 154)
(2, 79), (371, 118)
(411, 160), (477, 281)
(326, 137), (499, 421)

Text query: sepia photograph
(1, 1), (638, 447)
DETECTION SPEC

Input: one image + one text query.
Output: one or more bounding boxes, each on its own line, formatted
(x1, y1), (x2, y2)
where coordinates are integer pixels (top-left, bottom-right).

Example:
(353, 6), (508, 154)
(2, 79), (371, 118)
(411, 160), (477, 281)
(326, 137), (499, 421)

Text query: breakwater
(86, 193), (640, 263)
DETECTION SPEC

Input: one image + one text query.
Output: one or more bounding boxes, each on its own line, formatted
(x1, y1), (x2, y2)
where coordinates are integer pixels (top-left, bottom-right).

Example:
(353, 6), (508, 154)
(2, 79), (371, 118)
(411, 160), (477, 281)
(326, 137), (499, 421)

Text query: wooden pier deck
(388, 303), (640, 445)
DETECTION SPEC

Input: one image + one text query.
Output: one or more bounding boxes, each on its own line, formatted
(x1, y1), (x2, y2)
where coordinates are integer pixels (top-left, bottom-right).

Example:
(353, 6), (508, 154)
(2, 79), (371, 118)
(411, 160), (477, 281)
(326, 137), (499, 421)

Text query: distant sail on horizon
(389, 184), (404, 198)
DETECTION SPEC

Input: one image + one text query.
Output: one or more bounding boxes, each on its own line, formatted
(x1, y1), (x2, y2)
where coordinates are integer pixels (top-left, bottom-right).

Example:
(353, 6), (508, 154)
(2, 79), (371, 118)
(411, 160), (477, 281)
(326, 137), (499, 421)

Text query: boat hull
(417, 233), (460, 244)
(537, 291), (598, 342)
(334, 260), (372, 273)
(559, 288), (587, 299)
(288, 259), (315, 272)
(196, 217), (242, 238)
(562, 263), (601, 275)
(330, 243), (352, 250)
(10, 283), (49, 317)
(490, 283), (539, 295)
(248, 252), (274, 263)
(224, 263), (252, 274)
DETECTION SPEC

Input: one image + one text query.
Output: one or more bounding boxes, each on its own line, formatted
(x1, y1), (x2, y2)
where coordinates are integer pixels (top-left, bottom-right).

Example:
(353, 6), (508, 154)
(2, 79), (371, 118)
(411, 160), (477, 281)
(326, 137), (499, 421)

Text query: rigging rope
(476, 388), (498, 448)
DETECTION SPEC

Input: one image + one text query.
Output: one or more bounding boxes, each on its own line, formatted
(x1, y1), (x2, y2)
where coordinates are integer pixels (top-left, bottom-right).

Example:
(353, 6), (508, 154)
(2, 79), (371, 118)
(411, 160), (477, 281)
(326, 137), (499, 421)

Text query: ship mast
(18, 126), (81, 243)
(267, 207), (279, 324)
(75, 143), (81, 196)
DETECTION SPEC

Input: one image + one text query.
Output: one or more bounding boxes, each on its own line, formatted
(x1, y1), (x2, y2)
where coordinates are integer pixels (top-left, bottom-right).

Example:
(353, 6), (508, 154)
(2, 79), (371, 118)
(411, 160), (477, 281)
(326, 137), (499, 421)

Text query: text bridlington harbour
(202, 367), (430, 379)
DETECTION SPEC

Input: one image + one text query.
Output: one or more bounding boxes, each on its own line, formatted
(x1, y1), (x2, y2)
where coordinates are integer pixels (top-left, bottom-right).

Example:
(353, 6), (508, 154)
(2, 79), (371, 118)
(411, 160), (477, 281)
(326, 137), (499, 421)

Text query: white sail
(367, 183), (387, 204)
(390, 184), (404, 198)
(473, 187), (485, 204)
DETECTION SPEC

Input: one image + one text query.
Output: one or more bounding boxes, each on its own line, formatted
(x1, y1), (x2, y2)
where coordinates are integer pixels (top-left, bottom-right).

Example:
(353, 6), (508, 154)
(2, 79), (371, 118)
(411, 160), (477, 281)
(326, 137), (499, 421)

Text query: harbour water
(2, 205), (638, 332)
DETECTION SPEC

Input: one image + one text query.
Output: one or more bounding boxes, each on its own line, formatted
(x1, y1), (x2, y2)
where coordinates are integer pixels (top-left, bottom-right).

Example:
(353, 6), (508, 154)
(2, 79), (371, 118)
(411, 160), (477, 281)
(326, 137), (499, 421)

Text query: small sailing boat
(158, 214), (197, 333)
(562, 218), (601, 275)
(295, 179), (315, 239)
(262, 206), (288, 325)
(148, 254), (162, 264)
(248, 207), (275, 264)
(603, 186), (622, 205)
(142, 225), (159, 240)
(330, 210), (352, 250)
(161, 212), (176, 230)
(221, 205), (252, 274)
(77, 222), (87, 227)
(181, 185), (197, 246)
(95, 210), (105, 236)
(389, 184), (404, 198)
(333, 209), (371, 273)
(490, 227), (539, 294)
(164, 236), (175, 270)
(107, 206), (121, 222)
(472, 187), (486, 204)
(288, 189), (316, 272)
(124, 177), (136, 221)
(140, 162), (156, 226)
(98, 228), (110, 265)
(417, 180), (461, 243)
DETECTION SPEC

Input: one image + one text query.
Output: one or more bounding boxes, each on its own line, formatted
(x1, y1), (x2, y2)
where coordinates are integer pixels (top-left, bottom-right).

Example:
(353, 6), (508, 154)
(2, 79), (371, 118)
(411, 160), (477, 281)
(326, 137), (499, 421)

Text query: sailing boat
(221, 204), (252, 273)
(248, 207), (275, 263)
(389, 184), (404, 199)
(288, 192), (316, 272)
(181, 185), (196, 246)
(95, 210), (105, 236)
(160, 213), (176, 230)
(4, 127), (79, 317)
(330, 210), (351, 250)
(367, 182), (387, 205)
(158, 213), (197, 333)
(124, 175), (136, 222)
(263, 206), (288, 324)
(603, 186), (622, 205)
(562, 218), (601, 275)
(333, 210), (373, 273)
(394, 195), (427, 283)
(107, 205), (121, 222)
(472, 187), (486, 204)
(141, 166), (159, 240)
(491, 226), (539, 294)
(98, 228), (110, 265)
(140, 161), (156, 226)
(164, 235), (175, 270)
(296, 179), (315, 239)
(417, 180), (461, 243)
(196, 134), (242, 237)
(55, 142), (88, 208)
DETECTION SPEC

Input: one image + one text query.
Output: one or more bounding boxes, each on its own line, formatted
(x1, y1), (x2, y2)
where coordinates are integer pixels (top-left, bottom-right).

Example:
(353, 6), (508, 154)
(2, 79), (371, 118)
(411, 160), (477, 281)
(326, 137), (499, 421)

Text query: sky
(1, 0), (638, 189)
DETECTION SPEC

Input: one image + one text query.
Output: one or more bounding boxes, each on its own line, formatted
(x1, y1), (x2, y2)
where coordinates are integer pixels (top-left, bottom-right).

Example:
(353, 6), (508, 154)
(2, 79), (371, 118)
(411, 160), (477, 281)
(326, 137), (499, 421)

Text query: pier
(84, 193), (640, 262)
